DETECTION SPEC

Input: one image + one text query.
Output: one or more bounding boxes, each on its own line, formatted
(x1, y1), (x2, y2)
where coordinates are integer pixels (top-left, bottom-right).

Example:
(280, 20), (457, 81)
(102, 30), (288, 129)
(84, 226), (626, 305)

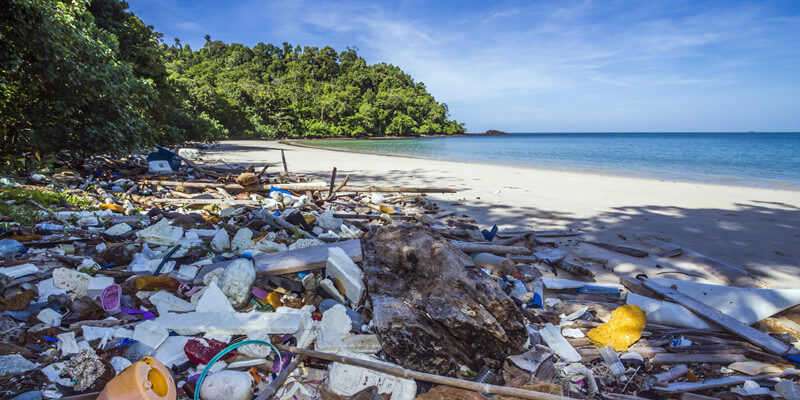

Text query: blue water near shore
(306, 132), (800, 189)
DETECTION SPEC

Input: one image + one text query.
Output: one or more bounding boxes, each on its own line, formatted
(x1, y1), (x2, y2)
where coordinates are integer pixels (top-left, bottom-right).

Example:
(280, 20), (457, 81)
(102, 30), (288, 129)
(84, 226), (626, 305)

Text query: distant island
(476, 130), (510, 136)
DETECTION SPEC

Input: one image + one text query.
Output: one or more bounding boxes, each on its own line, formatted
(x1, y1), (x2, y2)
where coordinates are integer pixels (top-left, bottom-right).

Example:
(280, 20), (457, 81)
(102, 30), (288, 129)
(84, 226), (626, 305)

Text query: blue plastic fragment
(481, 225), (499, 241)
(43, 335), (58, 343)
(528, 292), (543, 308)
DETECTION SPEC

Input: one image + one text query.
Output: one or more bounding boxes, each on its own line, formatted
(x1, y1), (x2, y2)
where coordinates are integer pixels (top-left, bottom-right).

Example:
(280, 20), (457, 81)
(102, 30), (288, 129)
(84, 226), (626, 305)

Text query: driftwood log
(363, 225), (527, 376)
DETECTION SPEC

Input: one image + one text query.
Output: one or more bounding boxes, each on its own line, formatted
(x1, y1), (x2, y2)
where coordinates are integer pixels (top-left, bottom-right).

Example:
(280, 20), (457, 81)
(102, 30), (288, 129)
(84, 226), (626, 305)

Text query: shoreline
(284, 139), (800, 192)
(204, 139), (800, 287)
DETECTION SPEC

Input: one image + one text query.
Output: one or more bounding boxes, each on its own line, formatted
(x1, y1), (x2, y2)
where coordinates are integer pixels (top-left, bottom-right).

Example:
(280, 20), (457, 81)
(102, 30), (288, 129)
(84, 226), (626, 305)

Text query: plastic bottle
(599, 346), (626, 378)
(509, 279), (528, 299)
(0, 239), (25, 259)
(97, 357), (176, 400)
(218, 252), (256, 308)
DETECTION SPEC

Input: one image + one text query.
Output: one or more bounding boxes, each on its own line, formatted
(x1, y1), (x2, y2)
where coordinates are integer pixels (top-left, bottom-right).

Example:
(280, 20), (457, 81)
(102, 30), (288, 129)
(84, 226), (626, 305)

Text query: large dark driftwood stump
(363, 225), (527, 376)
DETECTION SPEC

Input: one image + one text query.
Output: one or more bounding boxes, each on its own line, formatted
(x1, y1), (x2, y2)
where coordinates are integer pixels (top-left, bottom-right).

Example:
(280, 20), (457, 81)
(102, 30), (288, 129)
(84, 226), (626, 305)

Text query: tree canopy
(0, 0), (463, 159)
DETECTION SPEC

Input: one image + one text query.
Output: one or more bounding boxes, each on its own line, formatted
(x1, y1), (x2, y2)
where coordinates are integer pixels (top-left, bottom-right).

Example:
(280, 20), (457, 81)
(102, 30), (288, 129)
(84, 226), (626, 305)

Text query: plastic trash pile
(1, 146), (800, 400)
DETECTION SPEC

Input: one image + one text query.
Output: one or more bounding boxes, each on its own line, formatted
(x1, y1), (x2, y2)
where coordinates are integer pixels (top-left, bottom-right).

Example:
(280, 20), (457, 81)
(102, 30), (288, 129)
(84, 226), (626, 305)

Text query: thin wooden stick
(281, 149), (288, 175)
(258, 164), (270, 179)
(273, 344), (577, 400)
(256, 355), (307, 400)
(327, 167), (337, 197)
(139, 179), (457, 194)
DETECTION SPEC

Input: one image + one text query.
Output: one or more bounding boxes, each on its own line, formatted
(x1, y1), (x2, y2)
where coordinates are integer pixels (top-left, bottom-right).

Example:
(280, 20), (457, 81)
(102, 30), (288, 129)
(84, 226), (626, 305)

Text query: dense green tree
(164, 40), (465, 138)
(0, 0), (462, 162)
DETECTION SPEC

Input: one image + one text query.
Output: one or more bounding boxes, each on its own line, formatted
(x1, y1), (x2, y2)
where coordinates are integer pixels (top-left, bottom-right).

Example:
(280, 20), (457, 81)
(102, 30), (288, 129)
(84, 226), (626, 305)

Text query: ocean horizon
(300, 132), (800, 189)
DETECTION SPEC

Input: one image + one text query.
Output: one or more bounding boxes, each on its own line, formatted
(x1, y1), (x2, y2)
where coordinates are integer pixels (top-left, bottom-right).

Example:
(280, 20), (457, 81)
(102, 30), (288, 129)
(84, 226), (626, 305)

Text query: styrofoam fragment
(196, 282), (235, 313)
(255, 238), (287, 253)
(175, 265), (199, 281)
(211, 229), (230, 253)
(153, 336), (191, 368)
(133, 320), (169, 349)
(110, 357), (132, 376)
(52, 268), (91, 296)
(199, 370), (253, 400)
(238, 331), (272, 358)
(231, 228), (254, 253)
(289, 238), (323, 250)
(86, 276), (115, 298)
(328, 351), (416, 400)
(136, 218), (183, 246)
(57, 332), (80, 355)
(316, 305), (379, 354)
(36, 308), (62, 327)
(150, 291), (196, 315)
(320, 278), (347, 304)
(316, 211), (342, 231)
(104, 223), (132, 237)
(326, 247), (364, 305)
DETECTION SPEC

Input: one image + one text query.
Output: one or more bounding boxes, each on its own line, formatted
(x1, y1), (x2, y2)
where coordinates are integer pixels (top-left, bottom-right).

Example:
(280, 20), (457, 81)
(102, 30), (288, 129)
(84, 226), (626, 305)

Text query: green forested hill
(163, 40), (464, 138)
(0, 0), (463, 160)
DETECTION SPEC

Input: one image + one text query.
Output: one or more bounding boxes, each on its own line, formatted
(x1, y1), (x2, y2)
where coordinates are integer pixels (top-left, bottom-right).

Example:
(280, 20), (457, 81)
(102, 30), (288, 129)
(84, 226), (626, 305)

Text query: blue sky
(129, 0), (800, 132)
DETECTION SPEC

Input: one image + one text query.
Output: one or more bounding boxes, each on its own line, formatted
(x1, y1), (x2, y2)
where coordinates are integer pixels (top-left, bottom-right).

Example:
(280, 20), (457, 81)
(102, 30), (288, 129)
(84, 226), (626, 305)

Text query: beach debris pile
(2, 145), (800, 399)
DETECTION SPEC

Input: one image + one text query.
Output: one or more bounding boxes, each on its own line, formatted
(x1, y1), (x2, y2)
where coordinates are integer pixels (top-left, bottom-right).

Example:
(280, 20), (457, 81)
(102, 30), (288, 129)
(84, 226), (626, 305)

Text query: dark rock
(363, 225), (527, 376)
(169, 214), (197, 229)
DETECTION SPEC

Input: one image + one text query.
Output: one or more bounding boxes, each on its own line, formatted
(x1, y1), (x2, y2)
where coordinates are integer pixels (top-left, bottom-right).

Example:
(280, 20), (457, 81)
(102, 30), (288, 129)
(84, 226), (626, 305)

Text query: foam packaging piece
(326, 247), (364, 305)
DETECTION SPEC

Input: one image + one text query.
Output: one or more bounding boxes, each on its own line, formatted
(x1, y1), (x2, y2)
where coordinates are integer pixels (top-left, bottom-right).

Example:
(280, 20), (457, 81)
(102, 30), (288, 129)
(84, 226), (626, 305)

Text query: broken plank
(581, 240), (649, 257)
(639, 277), (796, 356)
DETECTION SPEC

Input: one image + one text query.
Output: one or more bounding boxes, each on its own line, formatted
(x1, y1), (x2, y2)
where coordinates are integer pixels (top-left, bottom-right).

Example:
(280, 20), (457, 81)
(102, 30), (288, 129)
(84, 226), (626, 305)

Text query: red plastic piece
(183, 338), (234, 364)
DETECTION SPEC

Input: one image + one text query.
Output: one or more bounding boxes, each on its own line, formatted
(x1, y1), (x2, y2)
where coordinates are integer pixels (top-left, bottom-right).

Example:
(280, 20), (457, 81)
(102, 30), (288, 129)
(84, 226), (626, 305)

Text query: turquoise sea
(302, 132), (800, 189)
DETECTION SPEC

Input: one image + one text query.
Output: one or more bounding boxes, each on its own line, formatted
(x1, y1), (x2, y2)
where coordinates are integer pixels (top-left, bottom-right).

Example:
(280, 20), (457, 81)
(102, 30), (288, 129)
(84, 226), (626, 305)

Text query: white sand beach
(204, 140), (800, 287)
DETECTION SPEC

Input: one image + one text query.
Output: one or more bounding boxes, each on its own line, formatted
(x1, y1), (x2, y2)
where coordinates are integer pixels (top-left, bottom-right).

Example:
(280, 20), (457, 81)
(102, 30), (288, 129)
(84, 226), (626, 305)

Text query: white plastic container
(539, 323), (581, 362)
(218, 253), (256, 308)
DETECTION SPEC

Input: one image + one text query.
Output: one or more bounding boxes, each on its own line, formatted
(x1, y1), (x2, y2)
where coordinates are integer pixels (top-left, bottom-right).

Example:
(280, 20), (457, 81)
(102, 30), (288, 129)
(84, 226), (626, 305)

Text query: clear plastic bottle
(599, 346), (626, 378)
(218, 252), (256, 308)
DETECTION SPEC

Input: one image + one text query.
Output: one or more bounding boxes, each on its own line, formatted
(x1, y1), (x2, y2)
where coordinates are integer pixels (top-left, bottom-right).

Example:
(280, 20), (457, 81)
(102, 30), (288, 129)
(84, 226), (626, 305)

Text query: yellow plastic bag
(587, 305), (646, 351)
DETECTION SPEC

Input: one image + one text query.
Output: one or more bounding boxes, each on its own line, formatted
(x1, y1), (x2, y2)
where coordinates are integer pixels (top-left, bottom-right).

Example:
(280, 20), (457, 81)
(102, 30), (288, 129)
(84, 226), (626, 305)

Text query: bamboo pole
(139, 179), (459, 193)
(452, 241), (532, 255)
(273, 344), (577, 400)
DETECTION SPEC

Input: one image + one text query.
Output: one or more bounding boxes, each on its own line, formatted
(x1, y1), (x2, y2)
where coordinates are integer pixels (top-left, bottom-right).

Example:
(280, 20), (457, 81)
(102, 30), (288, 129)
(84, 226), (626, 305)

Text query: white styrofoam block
(36, 308), (62, 327)
(326, 247), (364, 305)
(175, 265), (199, 281)
(104, 223), (132, 237)
(52, 268), (91, 296)
(136, 218), (183, 246)
(210, 229), (230, 252)
(87, 276), (115, 298)
(196, 282), (235, 313)
(153, 309), (303, 337)
(328, 351), (416, 400)
(199, 370), (253, 400)
(150, 291), (196, 316)
(153, 336), (191, 368)
(57, 332), (80, 356)
(133, 320), (169, 349)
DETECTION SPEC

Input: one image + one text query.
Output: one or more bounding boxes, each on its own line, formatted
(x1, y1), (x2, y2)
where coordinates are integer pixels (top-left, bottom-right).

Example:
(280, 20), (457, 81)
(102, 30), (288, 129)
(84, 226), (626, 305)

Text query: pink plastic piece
(101, 284), (122, 314)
